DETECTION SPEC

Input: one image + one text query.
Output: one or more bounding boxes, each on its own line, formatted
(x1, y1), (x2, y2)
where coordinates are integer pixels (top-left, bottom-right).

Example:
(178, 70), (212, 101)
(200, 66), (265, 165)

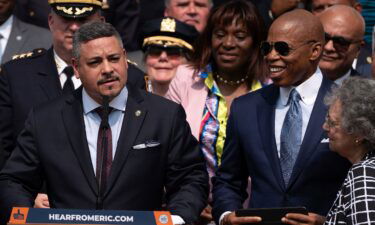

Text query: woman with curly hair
(167, 0), (268, 223)
(323, 77), (375, 224)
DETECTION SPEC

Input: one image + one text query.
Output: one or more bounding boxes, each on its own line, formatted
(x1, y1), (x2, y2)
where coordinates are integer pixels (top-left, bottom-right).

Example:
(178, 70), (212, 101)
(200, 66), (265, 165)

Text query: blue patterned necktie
(280, 88), (302, 186)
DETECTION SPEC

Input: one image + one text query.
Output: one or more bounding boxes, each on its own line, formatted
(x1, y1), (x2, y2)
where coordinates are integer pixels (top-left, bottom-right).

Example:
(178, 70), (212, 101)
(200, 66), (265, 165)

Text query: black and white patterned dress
(325, 151), (375, 225)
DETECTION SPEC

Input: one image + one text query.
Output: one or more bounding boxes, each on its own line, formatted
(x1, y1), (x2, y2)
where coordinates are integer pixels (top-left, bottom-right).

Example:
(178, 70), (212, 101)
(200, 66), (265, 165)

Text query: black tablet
(235, 207), (308, 224)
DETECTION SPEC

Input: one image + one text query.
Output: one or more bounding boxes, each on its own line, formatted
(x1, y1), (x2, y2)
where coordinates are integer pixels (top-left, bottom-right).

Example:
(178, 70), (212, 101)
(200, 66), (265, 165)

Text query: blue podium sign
(8, 207), (173, 225)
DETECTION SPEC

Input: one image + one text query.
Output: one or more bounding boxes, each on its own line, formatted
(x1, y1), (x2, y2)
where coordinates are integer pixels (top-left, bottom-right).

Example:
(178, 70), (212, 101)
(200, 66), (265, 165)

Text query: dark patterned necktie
(95, 107), (113, 192)
(62, 66), (74, 94)
(280, 89), (302, 186)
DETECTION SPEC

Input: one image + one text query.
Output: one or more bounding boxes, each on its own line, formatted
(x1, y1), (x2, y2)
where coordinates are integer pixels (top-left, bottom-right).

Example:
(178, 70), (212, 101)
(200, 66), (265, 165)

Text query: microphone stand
(96, 95), (110, 210)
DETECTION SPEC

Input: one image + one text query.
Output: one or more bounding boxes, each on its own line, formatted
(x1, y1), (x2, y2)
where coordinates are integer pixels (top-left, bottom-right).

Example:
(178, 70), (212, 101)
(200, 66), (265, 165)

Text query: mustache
(97, 74), (120, 85)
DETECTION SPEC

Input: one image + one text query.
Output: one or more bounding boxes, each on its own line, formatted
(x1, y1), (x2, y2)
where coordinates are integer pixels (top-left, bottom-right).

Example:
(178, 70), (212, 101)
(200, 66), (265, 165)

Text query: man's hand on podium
(34, 193), (50, 208)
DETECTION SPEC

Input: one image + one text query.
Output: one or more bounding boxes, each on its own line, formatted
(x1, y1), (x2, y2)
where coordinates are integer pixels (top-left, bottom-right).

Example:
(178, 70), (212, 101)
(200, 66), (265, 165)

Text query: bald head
(265, 10), (324, 87)
(270, 9), (325, 46)
(319, 5), (365, 39)
(318, 5), (364, 81)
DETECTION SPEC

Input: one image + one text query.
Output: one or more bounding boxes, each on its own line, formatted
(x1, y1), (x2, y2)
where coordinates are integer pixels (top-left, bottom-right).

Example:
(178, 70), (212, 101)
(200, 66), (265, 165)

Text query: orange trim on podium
(7, 207), (174, 225)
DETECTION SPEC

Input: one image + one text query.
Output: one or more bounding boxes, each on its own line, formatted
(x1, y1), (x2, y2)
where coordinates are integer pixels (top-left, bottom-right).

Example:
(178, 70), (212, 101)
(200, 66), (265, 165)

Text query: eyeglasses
(324, 33), (361, 52)
(146, 46), (185, 59)
(324, 115), (340, 129)
(260, 41), (315, 56)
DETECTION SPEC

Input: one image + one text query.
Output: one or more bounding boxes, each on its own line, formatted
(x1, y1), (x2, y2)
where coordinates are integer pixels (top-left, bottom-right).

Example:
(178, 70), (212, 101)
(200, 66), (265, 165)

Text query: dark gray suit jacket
(0, 48), (145, 170)
(2, 16), (52, 64)
(0, 86), (208, 224)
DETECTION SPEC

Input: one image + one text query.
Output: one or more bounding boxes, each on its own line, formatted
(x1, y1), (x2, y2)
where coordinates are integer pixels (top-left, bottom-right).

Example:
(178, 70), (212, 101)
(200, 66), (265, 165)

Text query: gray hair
(325, 77), (375, 151)
(72, 21), (123, 59)
(164, 0), (213, 8)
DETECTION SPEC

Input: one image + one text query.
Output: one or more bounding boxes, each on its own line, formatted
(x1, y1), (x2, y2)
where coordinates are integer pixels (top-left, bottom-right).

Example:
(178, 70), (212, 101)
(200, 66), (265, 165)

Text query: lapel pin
(16, 36), (22, 41)
(135, 110), (141, 117)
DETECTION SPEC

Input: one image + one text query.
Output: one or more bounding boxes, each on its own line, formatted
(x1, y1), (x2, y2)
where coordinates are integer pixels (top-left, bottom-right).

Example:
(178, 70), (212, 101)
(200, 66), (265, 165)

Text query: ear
(164, 8), (169, 17)
(310, 41), (323, 61)
(354, 40), (364, 57)
(123, 49), (128, 69)
(354, 135), (365, 145)
(48, 13), (53, 31)
(71, 58), (80, 79)
(359, 40), (365, 48)
(354, 3), (362, 13)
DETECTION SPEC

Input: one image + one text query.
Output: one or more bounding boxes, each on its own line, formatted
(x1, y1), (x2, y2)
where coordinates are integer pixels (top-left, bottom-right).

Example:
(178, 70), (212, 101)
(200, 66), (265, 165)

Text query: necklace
(215, 73), (249, 86)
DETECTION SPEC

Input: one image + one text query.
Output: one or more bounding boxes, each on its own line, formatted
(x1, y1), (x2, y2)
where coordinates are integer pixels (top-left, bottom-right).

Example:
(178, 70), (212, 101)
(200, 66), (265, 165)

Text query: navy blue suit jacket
(212, 76), (351, 223)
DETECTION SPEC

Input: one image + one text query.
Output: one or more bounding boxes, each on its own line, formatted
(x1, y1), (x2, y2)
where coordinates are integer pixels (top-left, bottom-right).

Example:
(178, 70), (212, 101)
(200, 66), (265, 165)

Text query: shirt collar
(334, 69), (351, 86)
(82, 87), (128, 114)
(53, 49), (69, 75)
(279, 68), (323, 106)
(0, 15), (13, 41)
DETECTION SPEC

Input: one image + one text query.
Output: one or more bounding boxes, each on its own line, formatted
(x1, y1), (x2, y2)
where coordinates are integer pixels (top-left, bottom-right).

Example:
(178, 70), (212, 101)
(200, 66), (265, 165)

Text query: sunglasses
(146, 46), (185, 58)
(324, 33), (361, 52)
(260, 41), (315, 56)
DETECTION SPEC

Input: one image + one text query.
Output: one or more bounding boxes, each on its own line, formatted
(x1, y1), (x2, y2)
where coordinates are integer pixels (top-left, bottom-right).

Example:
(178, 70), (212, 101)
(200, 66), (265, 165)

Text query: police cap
(48, 0), (102, 18)
(142, 17), (198, 52)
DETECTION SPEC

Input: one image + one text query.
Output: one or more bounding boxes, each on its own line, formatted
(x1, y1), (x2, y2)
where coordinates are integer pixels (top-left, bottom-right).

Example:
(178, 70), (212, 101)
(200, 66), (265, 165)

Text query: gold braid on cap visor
(48, 0), (102, 7)
(143, 36), (193, 50)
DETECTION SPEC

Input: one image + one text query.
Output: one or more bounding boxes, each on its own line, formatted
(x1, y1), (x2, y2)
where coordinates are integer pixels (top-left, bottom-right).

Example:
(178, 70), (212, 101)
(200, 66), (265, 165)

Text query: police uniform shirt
(54, 50), (81, 89)
(0, 15), (13, 61)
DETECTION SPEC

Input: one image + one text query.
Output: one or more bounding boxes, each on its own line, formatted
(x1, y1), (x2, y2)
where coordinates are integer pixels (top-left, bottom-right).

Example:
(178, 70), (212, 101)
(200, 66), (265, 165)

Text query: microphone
(96, 95), (110, 210)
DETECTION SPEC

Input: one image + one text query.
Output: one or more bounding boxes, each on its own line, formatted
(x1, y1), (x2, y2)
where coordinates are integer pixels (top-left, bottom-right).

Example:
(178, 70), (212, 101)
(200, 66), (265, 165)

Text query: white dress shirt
(82, 87), (185, 224)
(274, 68), (323, 157)
(0, 15), (13, 61)
(82, 87), (127, 175)
(333, 69), (351, 86)
(54, 50), (81, 89)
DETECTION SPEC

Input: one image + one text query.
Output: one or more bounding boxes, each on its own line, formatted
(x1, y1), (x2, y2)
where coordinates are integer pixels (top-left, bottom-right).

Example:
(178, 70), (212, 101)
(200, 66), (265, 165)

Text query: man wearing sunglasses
(310, 0), (372, 78)
(213, 9), (350, 225)
(318, 5), (368, 85)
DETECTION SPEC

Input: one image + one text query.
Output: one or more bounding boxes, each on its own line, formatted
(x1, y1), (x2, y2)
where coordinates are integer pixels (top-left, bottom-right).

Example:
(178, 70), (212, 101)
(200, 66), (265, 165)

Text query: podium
(8, 207), (173, 225)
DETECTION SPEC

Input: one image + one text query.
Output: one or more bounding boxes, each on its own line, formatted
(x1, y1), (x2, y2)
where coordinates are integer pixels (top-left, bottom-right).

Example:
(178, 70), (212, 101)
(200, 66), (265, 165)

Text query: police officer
(141, 17), (198, 95)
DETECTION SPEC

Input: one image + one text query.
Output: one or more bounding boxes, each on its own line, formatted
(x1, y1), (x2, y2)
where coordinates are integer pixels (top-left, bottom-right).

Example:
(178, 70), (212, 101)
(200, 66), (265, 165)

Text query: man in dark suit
(212, 9), (350, 225)
(0, 21), (208, 224)
(0, 0), (145, 208)
(0, 0), (144, 169)
(0, 0), (51, 64)
(318, 5), (370, 84)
